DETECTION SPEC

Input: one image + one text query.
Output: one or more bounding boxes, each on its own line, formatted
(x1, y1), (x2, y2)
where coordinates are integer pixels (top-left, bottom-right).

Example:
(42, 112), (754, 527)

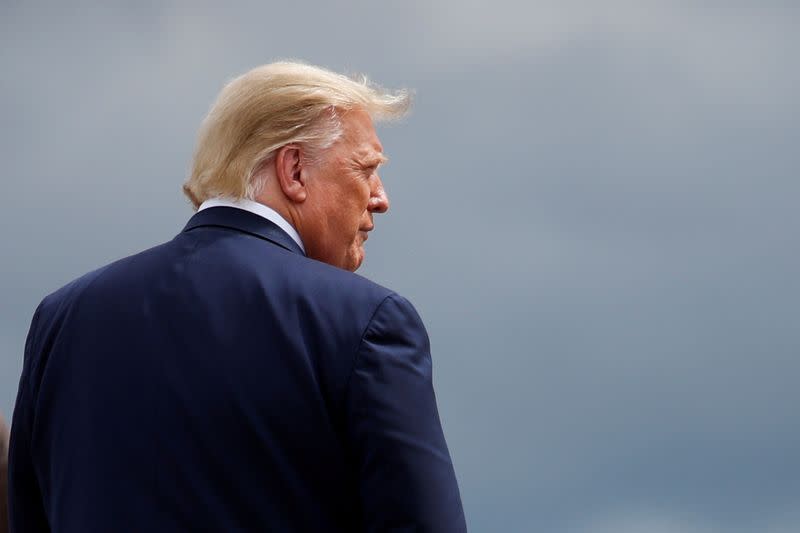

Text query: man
(9, 62), (467, 532)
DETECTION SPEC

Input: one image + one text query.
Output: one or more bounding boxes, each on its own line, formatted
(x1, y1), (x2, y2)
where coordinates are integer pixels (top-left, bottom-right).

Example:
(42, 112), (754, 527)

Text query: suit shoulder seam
(342, 292), (397, 397)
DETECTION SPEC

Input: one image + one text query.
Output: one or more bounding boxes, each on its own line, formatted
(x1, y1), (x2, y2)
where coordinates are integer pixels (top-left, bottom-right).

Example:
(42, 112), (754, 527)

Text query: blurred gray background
(1, 1), (798, 531)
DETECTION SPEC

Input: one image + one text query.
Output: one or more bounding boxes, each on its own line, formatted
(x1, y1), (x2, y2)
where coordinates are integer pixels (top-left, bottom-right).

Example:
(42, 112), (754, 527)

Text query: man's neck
(197, 197), (305, 252)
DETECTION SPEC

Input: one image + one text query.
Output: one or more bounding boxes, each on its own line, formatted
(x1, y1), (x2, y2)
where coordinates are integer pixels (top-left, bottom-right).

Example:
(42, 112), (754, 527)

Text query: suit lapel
(182, 206), (306, 256)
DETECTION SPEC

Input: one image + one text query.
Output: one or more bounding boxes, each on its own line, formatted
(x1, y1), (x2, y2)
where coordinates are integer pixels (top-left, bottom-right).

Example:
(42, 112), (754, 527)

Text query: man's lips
(359, 227), (373, 241)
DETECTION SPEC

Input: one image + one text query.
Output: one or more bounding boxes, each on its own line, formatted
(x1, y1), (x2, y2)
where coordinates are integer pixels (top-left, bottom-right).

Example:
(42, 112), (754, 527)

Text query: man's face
(300, 108), (390, 272)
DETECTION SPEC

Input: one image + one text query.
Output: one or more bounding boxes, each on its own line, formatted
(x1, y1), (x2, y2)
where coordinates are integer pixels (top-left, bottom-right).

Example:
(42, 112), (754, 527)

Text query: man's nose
(368, 176), (390, 214)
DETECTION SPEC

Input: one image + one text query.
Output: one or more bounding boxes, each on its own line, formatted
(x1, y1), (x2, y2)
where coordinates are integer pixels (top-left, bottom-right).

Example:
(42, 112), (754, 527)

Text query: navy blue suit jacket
(9, 206), (467, 532)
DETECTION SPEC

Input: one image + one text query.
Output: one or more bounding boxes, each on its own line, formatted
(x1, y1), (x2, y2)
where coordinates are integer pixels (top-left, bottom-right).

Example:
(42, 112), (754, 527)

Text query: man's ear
(274, 144), (308, 202)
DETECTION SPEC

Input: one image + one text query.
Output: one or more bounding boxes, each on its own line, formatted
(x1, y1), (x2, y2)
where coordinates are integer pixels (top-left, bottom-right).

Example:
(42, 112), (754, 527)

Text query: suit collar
(182, 206), (306, 256)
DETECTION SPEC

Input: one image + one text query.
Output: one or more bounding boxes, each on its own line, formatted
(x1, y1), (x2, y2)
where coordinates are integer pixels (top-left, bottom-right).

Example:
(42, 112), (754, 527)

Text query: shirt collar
(198, 197), (305, 253)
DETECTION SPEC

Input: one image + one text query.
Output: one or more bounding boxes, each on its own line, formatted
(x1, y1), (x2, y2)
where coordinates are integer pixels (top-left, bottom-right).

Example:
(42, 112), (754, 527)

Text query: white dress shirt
(198, 197), (305, 253)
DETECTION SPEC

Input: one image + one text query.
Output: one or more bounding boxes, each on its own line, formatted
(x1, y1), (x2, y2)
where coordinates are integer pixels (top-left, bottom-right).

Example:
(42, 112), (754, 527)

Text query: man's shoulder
(293, 257), (429, 336)
(36, 263), (112, 324)
(294, 254), (395, 301)
(34, 240), (173, 322)
(229, 241), (423, 338)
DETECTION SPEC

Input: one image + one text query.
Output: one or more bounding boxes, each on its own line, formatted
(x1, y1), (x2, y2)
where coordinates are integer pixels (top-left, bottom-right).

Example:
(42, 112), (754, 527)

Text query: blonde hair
(183, 61), (411, 207)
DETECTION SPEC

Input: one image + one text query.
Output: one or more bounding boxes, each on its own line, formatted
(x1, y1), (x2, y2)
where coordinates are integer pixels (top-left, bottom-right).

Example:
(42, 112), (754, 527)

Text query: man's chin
(349, 256), (364, 272)
(346, 247), (365, 272)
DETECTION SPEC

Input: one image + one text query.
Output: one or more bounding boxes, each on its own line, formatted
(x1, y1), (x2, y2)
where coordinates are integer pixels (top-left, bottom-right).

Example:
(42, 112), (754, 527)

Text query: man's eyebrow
(360, 153), (389, 167)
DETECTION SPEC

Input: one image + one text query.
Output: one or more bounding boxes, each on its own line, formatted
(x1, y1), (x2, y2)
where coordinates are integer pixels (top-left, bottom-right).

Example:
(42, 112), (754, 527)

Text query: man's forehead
(340, 107), (387, 163)
(349, 127), (386, 163)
